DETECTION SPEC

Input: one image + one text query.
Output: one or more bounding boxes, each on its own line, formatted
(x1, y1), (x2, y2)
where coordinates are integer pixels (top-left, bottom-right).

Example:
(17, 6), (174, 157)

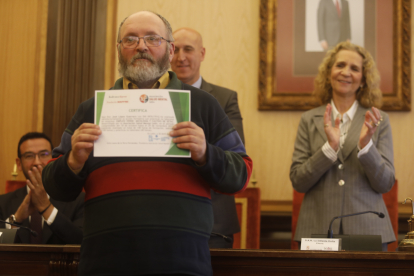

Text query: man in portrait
(317, 0), (351, 50)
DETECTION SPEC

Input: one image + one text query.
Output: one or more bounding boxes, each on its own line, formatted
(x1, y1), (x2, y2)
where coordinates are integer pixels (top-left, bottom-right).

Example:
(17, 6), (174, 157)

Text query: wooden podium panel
(0, 244), (79, 276)
(211, 249), (414, 275)
(234, 187), (261, 249)
(1, 245), (414, 275)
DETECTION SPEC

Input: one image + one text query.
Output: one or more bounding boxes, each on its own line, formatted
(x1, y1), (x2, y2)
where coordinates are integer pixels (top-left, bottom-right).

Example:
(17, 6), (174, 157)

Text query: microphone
(0, 219), (38, 237)
(327, 211), (384, 238)
(211, 232), (233, 243)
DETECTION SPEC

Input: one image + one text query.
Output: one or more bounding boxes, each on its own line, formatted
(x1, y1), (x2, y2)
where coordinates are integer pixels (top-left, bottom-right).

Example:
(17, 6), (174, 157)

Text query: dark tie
(30, 211), (43, 244)
(336, 0), (341, 18)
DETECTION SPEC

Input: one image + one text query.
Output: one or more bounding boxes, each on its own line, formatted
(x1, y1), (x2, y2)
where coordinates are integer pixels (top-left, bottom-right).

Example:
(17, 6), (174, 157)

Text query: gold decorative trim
(104, 0), (118, 90)
(258, 0), (411, 111)
(261, 200), (292, 213)
(235, 197), (248, 249)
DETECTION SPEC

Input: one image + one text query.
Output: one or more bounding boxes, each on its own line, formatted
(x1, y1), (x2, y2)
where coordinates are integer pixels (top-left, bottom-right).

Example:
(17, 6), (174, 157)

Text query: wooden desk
(1, 245), (414, 275)
(0, 244), (79, 276)
(211, 249), (414, 275)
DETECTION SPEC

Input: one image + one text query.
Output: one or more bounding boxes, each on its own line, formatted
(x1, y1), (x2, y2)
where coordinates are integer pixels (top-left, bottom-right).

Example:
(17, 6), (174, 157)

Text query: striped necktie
(336, 0), (341, 18)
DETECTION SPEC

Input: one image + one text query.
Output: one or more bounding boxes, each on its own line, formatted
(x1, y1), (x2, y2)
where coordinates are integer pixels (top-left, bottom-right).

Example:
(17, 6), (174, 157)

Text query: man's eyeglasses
(21, 151), (51, 162)
(119, 35), (172, 48)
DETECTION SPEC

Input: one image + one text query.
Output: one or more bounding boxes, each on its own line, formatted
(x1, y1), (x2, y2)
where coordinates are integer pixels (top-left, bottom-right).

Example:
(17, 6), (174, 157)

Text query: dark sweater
(43, 71), (252, 276)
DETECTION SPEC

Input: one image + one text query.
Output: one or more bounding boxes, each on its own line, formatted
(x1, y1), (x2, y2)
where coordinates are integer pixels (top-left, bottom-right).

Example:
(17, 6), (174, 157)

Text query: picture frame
(258, 0), (411, 111)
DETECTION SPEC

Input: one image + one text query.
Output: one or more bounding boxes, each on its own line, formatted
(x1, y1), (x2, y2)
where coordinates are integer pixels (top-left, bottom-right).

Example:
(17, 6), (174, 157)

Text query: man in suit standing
(0, 132), (84, 244)
(317, 0), (351, 50)
(171, 27), (245, 248)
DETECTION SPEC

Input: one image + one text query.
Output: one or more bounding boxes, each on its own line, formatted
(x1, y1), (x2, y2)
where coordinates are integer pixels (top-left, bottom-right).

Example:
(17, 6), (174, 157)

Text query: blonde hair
(313, 41), (382, 108)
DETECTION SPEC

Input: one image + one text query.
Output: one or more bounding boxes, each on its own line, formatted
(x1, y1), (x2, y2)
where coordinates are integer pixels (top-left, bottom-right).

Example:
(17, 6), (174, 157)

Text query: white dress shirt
(5, 185), (58, 229)
(322, 100), (373, 162)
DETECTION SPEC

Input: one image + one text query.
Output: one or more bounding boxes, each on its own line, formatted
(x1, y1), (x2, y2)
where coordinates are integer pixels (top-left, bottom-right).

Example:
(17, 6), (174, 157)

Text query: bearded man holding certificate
(42, 11), (252, 276)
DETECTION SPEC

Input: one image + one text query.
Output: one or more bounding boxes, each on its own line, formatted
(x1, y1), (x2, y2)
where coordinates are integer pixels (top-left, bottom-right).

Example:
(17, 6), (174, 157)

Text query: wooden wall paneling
(36, 0), (49, 132)
(0, 0), (48, 192)
(43, 0), (58, 145)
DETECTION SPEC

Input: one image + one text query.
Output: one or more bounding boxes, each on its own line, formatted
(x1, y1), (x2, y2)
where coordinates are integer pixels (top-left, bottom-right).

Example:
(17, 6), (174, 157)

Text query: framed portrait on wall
(258, 0), (411, 111)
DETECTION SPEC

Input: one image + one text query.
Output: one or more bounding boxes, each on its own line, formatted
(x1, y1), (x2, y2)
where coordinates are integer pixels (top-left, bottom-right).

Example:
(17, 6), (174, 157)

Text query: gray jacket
(290, 104), (395, 243)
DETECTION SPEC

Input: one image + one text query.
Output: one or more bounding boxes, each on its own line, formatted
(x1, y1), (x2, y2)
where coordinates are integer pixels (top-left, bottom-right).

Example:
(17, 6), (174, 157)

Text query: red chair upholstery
(291, 180), (399, 251)
(5, 180), (26, 194)
(383, 180), (398, 252)
(291, 190), (305, 250)
(233, 187), (261, 249)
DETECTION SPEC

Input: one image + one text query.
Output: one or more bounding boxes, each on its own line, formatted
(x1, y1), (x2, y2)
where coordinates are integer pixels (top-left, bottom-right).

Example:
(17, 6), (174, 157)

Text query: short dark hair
(17, 132), (54, 158)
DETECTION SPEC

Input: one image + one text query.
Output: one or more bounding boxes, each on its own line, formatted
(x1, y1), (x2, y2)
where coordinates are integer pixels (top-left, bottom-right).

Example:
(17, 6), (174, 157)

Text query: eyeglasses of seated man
(119, 35), (172, 48)
(21, 151), (52, 163)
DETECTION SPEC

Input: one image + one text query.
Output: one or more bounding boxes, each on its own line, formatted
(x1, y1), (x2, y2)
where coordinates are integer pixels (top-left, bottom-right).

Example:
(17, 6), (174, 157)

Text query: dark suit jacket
(201, 79), (245, 144)
(201, 78), (244, 237)
(317, 0), (351, 47)
(0, 186), (84, 244)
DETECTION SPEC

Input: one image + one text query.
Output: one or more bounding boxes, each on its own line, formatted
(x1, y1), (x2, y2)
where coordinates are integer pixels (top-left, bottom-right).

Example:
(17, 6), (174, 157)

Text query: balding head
(117, 11), (173, 43)
(171, 28), (206, 85)
(173, 28), (203, 48)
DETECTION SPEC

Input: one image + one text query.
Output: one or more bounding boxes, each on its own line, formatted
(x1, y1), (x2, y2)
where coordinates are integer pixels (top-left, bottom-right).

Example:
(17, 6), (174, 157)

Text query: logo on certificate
(140, 94), (149, 103)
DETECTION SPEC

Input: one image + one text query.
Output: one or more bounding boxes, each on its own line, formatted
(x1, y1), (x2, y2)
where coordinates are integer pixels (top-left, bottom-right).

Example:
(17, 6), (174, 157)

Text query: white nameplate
(300, 238), (341, 251)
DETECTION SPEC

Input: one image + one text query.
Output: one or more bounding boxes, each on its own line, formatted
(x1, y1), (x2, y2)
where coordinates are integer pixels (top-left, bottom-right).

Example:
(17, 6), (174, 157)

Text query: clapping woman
(290, 42), (395, 251)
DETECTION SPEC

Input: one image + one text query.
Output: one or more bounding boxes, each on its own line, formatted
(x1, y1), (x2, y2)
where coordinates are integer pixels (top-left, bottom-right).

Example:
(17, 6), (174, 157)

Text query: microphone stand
(211, 232), (233, 243)
(327, 211), (384, 238)
(0, 219), (38, 237)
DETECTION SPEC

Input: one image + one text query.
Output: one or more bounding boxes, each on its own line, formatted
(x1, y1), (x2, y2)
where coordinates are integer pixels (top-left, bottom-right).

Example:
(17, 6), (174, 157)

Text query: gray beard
(118, 49), (170, 88)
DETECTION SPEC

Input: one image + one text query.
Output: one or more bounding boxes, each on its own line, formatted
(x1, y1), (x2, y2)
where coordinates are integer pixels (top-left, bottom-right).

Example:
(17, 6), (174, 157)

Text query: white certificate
(94, 89), (191, 157)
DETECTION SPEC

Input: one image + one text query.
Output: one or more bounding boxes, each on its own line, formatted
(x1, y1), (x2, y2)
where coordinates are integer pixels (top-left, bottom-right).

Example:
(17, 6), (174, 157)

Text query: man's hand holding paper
(68, 123), (102, 174)
(170, 121), (207, 166)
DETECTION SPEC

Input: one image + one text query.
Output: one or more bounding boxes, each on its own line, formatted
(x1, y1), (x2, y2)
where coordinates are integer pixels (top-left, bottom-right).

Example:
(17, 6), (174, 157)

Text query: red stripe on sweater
(240, 156), (253, 193)
(84, 161), (211, 201)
